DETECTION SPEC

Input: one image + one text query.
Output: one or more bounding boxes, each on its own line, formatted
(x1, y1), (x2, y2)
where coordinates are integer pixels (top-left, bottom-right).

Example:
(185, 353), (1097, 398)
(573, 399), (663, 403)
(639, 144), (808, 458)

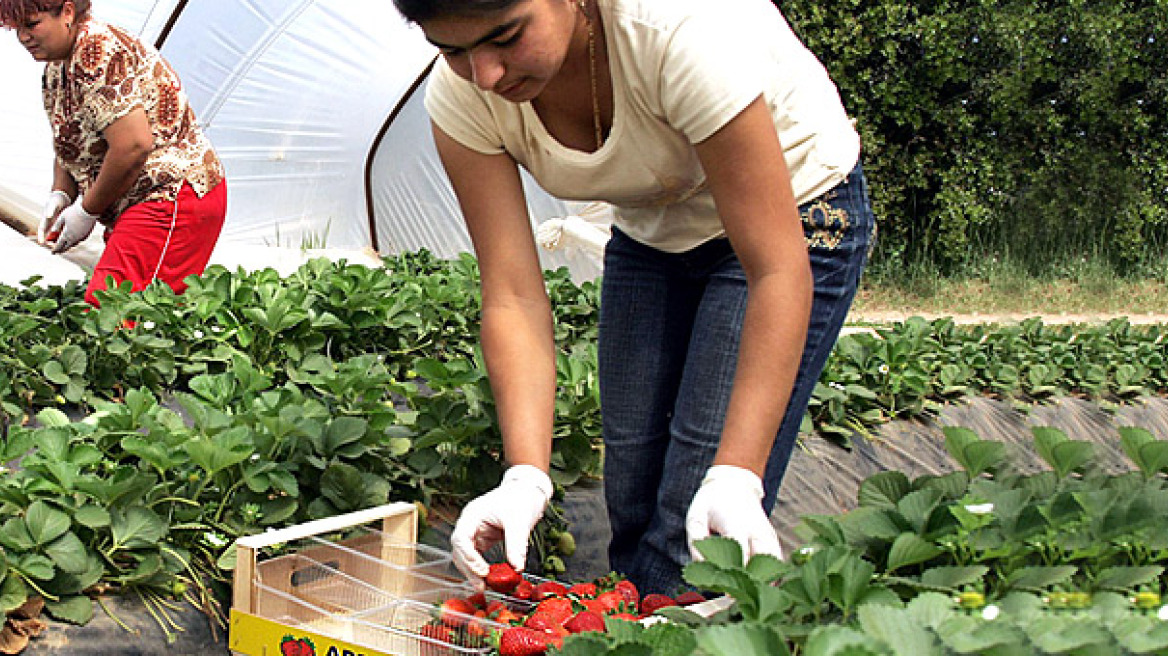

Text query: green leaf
(857, 604), (940, 655)
(1006, 566), (1077, 591)
(0, 518), (35, 551)
(1137, 442), (1168, 478)
(920, 566), (989, 591)
(43, 531), (89, 574)
(744, 554), (785, 583)
(1051, 441), (1094, 479)
(903, 592), (957, 630)
(44, 595), (94, 625)
(110, 507), (168, 551)
(885, 533), (942, 573)
(25, 501), (71, 546)
(1026, 616), (1110, 652)
(858, 471), (912, 510)
(184, 427), (253, 476)
(1092, 566), (1164, 591)
(73, 505), (111, 529)
(42, 360), (70, 385)
(1113, 616), (1168, 652)
(804, 625), (891, 655)
(683, 560), (741, 594)
(34, 408), (71, 428)
(14, 554), (55, 580)
(641, 622), (700, 656)
(694, 621), (789, 656)
(896, 489), (942, 534)
(319, 416), (370, 456)
(692, 537), (744, 569)
(0, 574), (27, 613)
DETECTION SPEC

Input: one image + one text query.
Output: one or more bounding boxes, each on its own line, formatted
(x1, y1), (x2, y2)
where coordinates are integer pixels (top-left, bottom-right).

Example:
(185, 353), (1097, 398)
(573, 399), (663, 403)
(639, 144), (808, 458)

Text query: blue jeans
(598, 163), (875, 595)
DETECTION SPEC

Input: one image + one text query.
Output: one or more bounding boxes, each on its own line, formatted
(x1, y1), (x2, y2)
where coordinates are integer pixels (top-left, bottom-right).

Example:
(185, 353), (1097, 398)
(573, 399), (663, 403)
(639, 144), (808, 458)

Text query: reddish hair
(0, 0), (91, 29)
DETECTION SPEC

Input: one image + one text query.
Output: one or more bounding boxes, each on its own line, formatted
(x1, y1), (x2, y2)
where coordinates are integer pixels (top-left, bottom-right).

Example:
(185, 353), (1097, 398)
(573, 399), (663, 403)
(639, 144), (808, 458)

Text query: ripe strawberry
(466, 592), (488, 610)
(675, 591), (707, 606)
(567, 582), (598, 598)
(419, 624), (453, 641)
(564, 610), (606, 634)
(493, 607), (522, 625)
(513, 579), (534, 600)
(438, 597), (477, 628)
(614, 579), (640, 608)
(529, 597), (574, 627)
(497, 626), (553, 656)
(640, 593), (678, 615)
(608, 612), (639, 622)
(579, 597), (607, 615)
(531, 580), (568, 601)
(418, 624), (454, 656)
(486, 563), (523, 595)
(593, 590), (624, 614)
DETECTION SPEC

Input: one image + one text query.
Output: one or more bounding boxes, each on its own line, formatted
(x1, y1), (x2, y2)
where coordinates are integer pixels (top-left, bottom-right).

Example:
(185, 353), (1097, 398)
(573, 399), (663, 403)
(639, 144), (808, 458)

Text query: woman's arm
(80, 107), (153, 215)
(694, 95), (813, 476)
(432, 124), (556, 472)
(51, 160), (78, 198)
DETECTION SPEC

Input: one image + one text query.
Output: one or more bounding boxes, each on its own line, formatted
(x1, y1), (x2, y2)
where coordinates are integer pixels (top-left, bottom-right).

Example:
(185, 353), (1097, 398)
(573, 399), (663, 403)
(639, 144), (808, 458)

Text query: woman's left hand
(49, 197), (100, 253)
(685, 464), (783, 562)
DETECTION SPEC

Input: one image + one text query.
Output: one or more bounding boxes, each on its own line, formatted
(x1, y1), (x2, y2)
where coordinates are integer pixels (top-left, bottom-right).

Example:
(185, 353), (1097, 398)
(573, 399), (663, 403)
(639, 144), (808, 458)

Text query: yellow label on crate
(230, 609), (393, 656)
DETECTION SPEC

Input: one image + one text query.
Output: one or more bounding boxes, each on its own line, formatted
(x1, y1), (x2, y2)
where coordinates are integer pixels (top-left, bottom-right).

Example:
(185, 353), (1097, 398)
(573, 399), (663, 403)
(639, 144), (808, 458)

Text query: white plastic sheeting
(0, 0), (605, 282)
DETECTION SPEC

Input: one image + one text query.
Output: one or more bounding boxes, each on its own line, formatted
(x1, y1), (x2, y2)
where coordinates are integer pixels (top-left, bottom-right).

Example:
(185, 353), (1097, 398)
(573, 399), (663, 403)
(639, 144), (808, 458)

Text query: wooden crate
(229, 503), (503, 656)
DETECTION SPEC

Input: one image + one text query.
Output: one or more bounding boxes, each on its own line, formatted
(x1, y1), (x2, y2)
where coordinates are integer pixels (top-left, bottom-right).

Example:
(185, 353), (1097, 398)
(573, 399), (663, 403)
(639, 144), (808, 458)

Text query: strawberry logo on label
(280, 635), (316, 656)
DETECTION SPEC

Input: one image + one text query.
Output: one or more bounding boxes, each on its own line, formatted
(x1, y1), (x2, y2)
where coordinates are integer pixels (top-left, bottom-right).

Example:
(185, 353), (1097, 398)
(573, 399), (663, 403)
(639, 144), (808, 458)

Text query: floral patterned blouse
(42, 19), (223, 224)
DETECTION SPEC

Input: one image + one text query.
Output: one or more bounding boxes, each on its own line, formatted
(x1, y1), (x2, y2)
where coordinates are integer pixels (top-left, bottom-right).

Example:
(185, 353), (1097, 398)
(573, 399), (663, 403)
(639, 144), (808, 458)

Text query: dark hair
(392, 0), (522, 24)
(0, 0), (91, 29)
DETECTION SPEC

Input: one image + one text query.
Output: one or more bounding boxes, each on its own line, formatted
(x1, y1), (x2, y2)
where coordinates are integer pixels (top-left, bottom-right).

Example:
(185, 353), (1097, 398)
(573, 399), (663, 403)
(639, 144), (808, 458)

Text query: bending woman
(394, 0), (875, 595)
(1, 0), (226, 306)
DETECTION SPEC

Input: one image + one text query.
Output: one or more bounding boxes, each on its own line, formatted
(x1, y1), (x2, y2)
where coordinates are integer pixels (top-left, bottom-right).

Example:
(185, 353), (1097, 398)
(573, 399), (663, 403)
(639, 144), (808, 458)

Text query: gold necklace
(579, 0), (604, 149)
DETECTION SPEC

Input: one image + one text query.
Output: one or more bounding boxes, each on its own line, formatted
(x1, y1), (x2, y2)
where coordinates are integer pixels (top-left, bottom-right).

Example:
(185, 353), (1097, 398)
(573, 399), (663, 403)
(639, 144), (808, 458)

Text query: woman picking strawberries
(392, 0), (875, 595)
(1, 0), (226, 306)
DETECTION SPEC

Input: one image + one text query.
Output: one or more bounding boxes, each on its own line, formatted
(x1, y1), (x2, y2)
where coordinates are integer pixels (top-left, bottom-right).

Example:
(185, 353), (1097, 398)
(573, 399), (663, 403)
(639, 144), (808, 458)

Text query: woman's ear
(61, 1), (76, 25)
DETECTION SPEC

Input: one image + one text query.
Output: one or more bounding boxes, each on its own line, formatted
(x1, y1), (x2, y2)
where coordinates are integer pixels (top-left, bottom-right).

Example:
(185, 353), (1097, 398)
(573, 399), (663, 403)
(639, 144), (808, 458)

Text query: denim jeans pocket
(800, 163), (876, 253)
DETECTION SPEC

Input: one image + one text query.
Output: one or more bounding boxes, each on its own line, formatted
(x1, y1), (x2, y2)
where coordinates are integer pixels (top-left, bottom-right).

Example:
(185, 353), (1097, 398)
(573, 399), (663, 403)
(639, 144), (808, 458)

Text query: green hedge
(780, 0), (1168, 275)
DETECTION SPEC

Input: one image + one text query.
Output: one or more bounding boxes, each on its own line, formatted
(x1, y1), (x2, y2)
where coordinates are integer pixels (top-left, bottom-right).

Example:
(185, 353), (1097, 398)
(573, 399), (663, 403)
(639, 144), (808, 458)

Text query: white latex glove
(451, 464), (553, 587)
(686, 465), (783, 563)
(38, 190), (72, 245)
(535, 214), (611, 260)
(49, 196), (100, 254)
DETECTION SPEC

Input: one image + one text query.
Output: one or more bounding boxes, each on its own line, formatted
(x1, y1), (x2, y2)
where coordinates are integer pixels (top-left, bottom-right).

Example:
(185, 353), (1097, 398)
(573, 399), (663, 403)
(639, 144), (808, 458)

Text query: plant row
(555, 426), (1168, 655)
(0, 255), (1165, 632)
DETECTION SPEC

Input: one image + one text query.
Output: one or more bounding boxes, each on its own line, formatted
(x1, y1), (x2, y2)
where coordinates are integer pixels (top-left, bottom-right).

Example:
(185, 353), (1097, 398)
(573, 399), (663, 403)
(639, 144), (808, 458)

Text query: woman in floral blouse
(1, 0), (226, 306)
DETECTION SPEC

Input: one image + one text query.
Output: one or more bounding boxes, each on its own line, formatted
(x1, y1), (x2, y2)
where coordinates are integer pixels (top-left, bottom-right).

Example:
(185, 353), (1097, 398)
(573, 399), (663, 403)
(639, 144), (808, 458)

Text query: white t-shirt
(426, 0), (860, 252)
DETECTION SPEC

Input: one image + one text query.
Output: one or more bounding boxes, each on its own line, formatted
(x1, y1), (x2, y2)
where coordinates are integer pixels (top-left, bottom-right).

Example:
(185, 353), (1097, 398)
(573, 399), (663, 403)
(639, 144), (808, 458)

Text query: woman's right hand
(38, 190), (72, 245)
(450, 464), (552, 588)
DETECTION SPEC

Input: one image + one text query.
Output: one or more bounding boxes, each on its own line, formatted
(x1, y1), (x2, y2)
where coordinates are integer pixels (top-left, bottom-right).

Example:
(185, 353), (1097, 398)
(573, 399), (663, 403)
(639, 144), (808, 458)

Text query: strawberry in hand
(486, 562), (523, 595)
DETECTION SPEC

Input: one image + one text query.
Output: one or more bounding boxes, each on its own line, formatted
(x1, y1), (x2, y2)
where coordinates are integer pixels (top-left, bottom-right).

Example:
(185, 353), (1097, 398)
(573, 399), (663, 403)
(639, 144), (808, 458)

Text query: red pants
(86, 181), (227, 306)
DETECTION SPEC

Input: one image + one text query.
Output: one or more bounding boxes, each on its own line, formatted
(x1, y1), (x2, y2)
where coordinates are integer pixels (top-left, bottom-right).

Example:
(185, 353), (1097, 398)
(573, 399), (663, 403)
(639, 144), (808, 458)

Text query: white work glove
(38, 190), (72, 245)
(49, 196), (100, 254)
(686, 465), (783, 563)
(535, 214), (611, 260)
(451, 464), (553, 587)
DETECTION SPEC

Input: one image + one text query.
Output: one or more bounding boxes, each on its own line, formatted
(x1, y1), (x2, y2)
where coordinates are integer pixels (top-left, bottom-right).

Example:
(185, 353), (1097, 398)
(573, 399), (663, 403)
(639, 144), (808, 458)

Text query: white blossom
(982, 605), (1000, 621)
(964, 503), (994, 515)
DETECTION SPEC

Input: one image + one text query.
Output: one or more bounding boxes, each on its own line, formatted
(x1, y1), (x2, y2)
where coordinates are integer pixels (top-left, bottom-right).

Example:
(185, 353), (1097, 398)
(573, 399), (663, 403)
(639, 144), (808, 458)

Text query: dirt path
(845, 310), (1168, 327)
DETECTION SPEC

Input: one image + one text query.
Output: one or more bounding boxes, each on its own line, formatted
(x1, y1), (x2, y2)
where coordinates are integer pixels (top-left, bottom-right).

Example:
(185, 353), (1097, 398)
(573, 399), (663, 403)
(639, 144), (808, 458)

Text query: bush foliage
(781, 0), (1168, 276)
